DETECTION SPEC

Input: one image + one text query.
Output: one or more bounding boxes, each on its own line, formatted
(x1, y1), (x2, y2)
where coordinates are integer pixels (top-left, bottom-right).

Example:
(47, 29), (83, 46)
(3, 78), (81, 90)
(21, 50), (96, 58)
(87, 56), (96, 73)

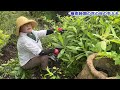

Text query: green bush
(0, 30), (9, 50)
(0, 58), (33, 79)
(45, 15), (120, 77)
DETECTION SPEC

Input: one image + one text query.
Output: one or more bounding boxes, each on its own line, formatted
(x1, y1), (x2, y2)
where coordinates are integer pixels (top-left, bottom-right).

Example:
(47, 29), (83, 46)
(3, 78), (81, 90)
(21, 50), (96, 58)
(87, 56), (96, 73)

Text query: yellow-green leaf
(101, 41), (106, 51)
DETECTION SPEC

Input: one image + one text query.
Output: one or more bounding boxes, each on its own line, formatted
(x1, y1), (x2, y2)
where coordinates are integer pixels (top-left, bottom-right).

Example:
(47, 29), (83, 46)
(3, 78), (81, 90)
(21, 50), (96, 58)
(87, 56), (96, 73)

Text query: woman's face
(20, 23), (32, 33)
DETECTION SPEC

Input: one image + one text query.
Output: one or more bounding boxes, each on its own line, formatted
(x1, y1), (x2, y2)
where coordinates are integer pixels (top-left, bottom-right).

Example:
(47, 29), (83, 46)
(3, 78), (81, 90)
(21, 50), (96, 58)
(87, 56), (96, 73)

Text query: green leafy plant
(41, 66), (66, 79)
(0, 30), (9, 51)
(45, 15), (120, 77)
(0, 58), (32, 79)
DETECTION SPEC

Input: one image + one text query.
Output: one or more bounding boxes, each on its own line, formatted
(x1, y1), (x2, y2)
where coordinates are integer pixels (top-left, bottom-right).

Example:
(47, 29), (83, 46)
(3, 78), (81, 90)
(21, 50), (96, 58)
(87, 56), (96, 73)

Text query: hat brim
(16, 20), (38, 36)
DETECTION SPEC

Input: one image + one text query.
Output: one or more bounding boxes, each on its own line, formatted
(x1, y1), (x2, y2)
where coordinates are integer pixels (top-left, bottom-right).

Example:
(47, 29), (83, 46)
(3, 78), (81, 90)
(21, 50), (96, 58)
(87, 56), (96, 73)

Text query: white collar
(19, 30), (34, 37)
(19, 32), (27, 37)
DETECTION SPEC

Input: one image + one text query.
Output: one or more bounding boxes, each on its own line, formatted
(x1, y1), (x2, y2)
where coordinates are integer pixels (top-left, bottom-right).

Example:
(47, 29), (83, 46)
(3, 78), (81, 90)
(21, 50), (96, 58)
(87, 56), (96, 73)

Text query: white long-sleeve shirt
(17, 30), (47, 66)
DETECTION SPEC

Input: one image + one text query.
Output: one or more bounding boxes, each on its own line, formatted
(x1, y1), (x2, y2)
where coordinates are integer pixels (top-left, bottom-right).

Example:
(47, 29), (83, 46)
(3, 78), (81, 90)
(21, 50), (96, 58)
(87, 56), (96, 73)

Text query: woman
(16, 16), (63, 71)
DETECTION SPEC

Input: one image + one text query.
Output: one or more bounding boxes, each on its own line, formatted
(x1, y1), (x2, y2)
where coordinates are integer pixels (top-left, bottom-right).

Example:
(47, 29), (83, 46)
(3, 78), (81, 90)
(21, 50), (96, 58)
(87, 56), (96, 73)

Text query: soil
(0, 34), (17, 64)
(93, 58), (118, 77)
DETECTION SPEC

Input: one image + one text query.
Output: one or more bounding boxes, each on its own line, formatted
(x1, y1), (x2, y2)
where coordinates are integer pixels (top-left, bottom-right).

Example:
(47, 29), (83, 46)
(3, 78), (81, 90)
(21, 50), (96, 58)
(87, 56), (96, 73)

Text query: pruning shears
(49, 48), (63, 62)
(57, 27), (67, 34)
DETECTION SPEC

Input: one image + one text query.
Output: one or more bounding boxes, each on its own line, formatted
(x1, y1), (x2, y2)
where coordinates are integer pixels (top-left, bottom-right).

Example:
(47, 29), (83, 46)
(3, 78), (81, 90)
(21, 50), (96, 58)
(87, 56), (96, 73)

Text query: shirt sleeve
(22, 41), (42, 56)
(35, 30), (47, 39)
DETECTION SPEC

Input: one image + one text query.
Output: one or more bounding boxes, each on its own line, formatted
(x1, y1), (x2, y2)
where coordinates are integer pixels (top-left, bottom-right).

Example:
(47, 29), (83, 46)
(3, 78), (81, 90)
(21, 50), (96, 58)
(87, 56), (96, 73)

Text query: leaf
(1, 63), (8, 66)
(53, 66), (57, 69)
(75, 53), (86, 60)
(0, 66), (3, 71)
(101, 41), (106, 51)
(109, 16), (114, 20)
(51, 37), (58, 42)
(67, 58), (74, 68)
(66, 46), (81, 51)
(116, 73), (120, 79)
(58, 71), (62, 74)
(14, 67), (20, 71)
(15, 75), (19, 79)
(93, 34), (102, 40)
(114, 19), (120, 24)
(78, 42), (83, 46)
(115, 59), (120, 65)
(58, 34), (64, 46)
(103, 25), (111, 38)
(63, 22), (67, 29)
(110, 25), (117, 38)
(110, 39), (120, 44)
(68, 26), (77, 34)
(0, 30), (3, 34)
(99, 18), (104, 25)
(91, 41), (102, 52)
(21, 72), (26, 79)
(106, 44), (112, 51)
(10, 71), (17, 75)
(86, 32), (94, 39)
(52, 43), (62, 48)
(17, 68), (22, 75)
(46, 67), (53, 76)
(66, 35), (75, 38)
(85, 51), (93, 56)
(57, 49), (65, 58)
(62, 58), (69, 62)
(0, 39), (4, 45)
(51, 76), (56, 79)
(65, 54), (71, 60)
(96, 17), (99, 23)
(0, 76), (3, 79)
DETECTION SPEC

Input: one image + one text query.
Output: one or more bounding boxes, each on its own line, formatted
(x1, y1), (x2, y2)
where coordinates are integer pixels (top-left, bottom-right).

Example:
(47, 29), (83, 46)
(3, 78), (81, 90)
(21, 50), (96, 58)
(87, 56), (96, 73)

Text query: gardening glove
(46, 27), (55, 35)
(39, 48), (54, 56)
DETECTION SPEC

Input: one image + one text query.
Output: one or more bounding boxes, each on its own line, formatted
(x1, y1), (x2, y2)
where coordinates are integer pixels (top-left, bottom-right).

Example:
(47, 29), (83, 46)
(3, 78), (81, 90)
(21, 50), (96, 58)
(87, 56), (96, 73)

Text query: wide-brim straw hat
(16, 16), (38, 36)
